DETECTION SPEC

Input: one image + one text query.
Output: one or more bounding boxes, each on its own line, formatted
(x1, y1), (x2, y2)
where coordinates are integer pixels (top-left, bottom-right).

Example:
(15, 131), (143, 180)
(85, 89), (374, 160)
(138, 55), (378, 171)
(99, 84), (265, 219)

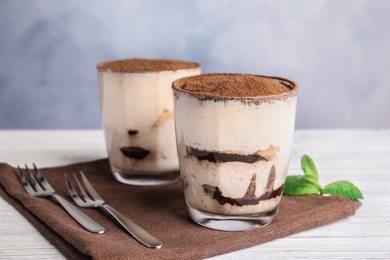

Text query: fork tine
(72, 172), (91, 202)
(65, 174), (83, 205)
(25, 164), (44, 192)
(79, 171), (103, 200)
(16, 166), (35, 195)
(32, 163), (55, 192)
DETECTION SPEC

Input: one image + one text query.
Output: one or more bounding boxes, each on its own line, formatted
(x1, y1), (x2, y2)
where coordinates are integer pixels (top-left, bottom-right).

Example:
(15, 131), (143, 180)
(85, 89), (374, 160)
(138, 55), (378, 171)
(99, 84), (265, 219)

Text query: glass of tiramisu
(97, 58), (200, 186)
(172, 73), (298, 231)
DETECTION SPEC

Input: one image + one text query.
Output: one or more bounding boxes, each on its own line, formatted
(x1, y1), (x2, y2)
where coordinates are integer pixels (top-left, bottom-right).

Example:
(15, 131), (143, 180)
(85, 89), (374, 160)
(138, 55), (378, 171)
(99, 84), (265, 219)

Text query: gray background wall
(1, 0), (389, 129)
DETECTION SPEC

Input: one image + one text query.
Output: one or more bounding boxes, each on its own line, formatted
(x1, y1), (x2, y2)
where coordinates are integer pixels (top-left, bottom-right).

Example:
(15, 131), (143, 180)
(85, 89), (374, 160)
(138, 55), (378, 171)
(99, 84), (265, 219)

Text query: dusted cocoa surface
(172, 73), (298, 98)
(97, 58), (200, 73)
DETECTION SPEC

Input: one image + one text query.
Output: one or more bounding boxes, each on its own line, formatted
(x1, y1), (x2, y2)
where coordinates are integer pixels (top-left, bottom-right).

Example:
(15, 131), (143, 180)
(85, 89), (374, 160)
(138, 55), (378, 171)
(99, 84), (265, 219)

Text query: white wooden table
(0, 129), (389, 259)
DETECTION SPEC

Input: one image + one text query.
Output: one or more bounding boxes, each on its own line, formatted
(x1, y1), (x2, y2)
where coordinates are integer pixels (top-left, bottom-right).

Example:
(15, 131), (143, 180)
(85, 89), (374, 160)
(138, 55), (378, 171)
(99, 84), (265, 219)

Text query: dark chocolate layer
(203, 184), (284, 206)
(188, 146), (267, 163)
(202, 165), (282, 206)
(127, 129), (138, 136)
(120, 147), (150, 160)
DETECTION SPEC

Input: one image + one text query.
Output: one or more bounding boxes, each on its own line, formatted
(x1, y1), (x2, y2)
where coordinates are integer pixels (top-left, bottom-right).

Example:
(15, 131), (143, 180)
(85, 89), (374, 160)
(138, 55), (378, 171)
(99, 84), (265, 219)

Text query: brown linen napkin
(0, 159), (361, 260)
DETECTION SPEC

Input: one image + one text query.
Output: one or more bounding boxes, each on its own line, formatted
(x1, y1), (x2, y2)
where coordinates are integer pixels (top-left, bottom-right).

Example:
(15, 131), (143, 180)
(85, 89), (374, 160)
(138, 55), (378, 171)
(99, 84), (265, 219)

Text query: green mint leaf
(300, 155), (322, 190)
(283, 175), (321, 196)
(284, 155), (363, 200)
(283, 175), (302, 195)
(323, 180), (364, 200)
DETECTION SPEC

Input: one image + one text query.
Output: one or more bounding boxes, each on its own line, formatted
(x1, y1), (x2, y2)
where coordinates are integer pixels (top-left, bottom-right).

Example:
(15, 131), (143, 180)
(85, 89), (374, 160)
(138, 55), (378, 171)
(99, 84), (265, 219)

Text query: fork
(65, 171), (163, 249)
(16, 164), (105, 234)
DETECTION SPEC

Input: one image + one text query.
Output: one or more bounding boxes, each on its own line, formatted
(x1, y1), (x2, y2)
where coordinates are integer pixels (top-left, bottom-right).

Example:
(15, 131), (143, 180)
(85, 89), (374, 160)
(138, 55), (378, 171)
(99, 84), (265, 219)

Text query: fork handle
(51, 194), (105, 234)
(102, 204), (162, 249)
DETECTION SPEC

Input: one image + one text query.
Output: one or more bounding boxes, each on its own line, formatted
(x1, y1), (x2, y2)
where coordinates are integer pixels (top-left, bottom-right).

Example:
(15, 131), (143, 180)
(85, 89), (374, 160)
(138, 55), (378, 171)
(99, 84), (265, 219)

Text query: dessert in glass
(172, 73), (298, 230)
(97, 58), (201, 185)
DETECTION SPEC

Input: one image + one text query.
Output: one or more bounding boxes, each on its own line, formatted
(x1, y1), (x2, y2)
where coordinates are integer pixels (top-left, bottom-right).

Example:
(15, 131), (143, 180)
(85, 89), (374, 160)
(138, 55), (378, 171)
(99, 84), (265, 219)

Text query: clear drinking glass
(172, 73), (298, 231)
(97, 58), (200, 186)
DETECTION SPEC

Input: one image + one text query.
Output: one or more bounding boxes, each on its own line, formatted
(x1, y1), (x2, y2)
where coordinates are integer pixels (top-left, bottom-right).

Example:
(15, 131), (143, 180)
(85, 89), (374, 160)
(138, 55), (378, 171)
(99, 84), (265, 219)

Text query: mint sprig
(284, 155), (363, 200)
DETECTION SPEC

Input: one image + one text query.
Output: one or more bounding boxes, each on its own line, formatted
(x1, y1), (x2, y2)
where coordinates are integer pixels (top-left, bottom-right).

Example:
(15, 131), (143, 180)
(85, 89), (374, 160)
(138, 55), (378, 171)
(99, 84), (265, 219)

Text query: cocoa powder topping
(97, 58), (200, 73)
(172, 73), (297, 98)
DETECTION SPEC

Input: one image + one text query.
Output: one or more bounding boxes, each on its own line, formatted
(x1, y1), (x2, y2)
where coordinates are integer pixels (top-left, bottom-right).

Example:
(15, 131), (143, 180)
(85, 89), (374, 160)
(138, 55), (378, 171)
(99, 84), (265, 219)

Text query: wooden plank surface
(0, 129), (389, 259)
